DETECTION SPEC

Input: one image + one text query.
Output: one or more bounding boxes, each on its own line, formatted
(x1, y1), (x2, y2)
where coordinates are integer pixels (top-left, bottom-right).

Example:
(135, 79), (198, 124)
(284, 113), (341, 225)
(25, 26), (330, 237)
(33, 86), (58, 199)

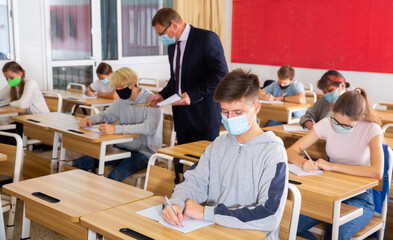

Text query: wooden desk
(380, 101), (393, 111)
(263, 124), (328, 159)
(0, 153), (6, 161)
(258, 101), (310, 125)
(157, 140), (211, 163)
(12, 112), (141, 175)
(0, 106), (25, 117)
(45, 89), (115, 114)
(3, 170), (152, 240)
(290, 171), (378, 240)
(81, 196), (266, 240)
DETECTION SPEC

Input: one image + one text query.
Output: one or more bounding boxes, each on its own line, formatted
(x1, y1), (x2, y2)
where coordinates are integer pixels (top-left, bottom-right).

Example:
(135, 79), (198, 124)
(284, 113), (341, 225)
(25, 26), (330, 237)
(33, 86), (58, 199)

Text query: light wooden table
(81, 196), (266, 240)
(380, 101), (393, 111)
(0, 106), (25, 130)
(262, 124), (328, 159)
(290, 171), (378, 240)
(2, 169), (153, 240)
(44, 89), (115, 114)
(157, 140), (211, 163)
(258, 101), (310, 125)
(12, 112), (141, 175)
(0, 153), (7, 161)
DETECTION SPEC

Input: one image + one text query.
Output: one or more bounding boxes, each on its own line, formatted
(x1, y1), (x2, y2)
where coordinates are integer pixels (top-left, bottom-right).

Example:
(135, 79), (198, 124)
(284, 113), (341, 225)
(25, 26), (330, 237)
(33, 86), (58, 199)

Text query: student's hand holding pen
(302, 159), (319, 172)
(162, 203), (183, 227)
(79, 118), (92, 128)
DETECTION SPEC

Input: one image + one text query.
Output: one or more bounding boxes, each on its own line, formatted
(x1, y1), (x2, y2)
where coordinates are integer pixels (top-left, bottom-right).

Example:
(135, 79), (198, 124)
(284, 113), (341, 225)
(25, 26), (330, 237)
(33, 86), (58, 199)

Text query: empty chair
(66, 82), (86, 93)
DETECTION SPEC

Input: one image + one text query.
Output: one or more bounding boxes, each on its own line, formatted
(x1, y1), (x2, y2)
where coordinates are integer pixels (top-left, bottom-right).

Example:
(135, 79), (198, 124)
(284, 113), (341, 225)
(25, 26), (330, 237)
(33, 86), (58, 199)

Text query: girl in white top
(287, 88), (383, 239)
(85, 62), (118, 99)
(1, 61), (49, 114)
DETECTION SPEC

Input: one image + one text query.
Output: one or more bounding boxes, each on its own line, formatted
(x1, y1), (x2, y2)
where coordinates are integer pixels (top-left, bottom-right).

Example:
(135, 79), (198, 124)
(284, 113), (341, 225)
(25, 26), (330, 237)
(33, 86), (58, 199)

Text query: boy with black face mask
(74, 67), (163, 182)
(259, 65), (306, 126)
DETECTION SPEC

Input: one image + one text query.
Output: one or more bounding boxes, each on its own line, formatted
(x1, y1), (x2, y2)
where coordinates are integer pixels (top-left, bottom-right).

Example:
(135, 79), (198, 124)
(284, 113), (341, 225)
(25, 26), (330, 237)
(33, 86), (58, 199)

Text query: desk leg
(21, 202), (31, 240)
(98, 142), (106, 176)
(50, 132), (60, 174)
(87, 229), (97, 240)
(331, 200), (341, 240)
(58, 139), (67, 172)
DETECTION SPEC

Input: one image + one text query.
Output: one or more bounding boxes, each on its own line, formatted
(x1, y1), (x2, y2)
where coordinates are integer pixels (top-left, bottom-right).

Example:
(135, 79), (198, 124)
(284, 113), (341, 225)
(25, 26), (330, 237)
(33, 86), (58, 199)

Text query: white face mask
(221, 106), (254, 136)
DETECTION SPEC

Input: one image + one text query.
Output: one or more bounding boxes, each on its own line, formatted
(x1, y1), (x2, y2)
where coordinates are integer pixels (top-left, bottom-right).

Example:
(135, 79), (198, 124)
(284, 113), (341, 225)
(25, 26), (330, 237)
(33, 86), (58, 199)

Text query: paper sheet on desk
(81, 94), (97, 99)
(84, 125), (101, 133)
(283, 125), (309, 132)
(157, 94), (182, 107)
(259, 100), (283, 104)
(137, 204), (214, 233)
(289, 164), (323, 176)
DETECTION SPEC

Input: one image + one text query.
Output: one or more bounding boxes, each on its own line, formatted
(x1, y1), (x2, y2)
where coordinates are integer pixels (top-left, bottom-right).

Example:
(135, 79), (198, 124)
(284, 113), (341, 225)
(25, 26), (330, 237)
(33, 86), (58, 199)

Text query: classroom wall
(224, 1), (393, 105)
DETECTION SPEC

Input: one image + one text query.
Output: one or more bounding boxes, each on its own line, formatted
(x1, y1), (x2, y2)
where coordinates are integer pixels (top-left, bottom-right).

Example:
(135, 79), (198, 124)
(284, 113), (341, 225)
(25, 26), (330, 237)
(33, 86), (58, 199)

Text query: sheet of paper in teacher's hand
(157, 94), (182, 107)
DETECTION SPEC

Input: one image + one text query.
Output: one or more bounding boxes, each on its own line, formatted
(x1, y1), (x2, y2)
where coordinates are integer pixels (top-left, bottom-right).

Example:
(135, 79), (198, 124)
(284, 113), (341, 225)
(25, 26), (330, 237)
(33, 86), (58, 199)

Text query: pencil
(133, 103), (150, 107)
(164, 196), (184, 227)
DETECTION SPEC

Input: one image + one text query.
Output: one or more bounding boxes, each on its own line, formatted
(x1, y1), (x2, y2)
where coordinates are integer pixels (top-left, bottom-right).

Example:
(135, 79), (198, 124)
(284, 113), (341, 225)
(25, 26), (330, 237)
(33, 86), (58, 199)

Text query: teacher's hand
(172, 92), (191, 106)
(148, 94), (164, 108)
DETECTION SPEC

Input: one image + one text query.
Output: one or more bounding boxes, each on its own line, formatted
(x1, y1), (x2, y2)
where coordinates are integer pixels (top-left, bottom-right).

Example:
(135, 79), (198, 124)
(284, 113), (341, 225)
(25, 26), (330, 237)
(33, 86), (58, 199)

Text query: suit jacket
(160, 26), (228, 133)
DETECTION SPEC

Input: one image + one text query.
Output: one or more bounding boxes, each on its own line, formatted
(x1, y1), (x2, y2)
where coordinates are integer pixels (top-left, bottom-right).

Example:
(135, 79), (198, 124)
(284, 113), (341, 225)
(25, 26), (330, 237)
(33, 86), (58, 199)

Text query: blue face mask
(101, 78), (109, 85)
(324, 90), (339, 103)
(221, 108), (254, 136)
(330, 117), (354, 134)
(159, 34), (176, 45)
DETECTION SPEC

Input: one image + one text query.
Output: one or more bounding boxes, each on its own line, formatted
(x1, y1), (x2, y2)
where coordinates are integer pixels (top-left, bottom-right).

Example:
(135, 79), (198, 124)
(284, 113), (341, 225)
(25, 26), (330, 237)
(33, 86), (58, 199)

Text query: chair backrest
(42, 92), (63, 112)
(279, 183), (302, 240)
(162, 116), (175, 147)
(71, 105), (100, 117)
(138, 77), (159, 87)
(382, 123), (393, 134)
(145, 165), (179, 197)
(0, 132), (23, 183)
(301, 82), (313, 91)
(305, 91), (317, 104)
(66, 82), (86, 93)
(262, 79), (275, 89)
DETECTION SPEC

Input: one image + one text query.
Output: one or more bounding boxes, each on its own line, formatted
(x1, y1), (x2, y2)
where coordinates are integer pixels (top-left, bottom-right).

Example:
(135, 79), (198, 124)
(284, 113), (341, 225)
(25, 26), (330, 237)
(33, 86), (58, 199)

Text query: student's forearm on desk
(282, 93), (305, 104)
(287, 129), (320, 166)
(97, 90), (118, 99)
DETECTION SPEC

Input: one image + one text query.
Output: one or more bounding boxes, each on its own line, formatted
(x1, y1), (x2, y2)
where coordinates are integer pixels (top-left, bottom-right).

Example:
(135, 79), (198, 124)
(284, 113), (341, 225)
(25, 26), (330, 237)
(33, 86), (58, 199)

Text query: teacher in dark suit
(149, 8), (228, 144)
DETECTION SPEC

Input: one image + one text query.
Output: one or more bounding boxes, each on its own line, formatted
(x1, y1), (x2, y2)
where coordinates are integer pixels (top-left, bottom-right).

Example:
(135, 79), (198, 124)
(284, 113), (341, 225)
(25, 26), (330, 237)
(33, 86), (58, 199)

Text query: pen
(105, 117), (111, 124)
(164, 195), (184, 227)
(310, 117), (315, 123)
(303, 149), (312, 161)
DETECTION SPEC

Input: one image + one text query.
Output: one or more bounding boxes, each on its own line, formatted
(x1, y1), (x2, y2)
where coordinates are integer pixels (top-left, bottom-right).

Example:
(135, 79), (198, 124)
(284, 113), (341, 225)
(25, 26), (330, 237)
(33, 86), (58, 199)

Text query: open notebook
(137, 204), (213, 233)
(289, 164), (323, 176)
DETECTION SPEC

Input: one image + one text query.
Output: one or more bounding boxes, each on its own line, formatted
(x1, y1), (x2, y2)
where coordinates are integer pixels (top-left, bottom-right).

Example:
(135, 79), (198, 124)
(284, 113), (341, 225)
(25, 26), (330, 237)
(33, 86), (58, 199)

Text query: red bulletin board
(232, 0), (393, 73)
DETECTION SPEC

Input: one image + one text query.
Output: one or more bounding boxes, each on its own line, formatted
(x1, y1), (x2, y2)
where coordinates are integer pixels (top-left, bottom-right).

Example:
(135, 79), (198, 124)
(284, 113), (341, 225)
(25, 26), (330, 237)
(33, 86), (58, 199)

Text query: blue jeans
(74, 148), (149, 182)
(297, 188), (375, 240)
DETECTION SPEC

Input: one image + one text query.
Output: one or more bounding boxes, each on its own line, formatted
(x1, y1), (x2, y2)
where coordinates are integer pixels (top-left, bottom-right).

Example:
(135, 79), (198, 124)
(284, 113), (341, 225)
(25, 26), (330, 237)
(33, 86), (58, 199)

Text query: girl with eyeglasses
(287, 88), (383, 239)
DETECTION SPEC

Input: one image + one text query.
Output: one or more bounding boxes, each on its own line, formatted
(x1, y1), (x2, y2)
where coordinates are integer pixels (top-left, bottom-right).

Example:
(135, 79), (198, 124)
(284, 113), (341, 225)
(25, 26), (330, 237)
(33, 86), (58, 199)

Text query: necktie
(175, 41), (181, 94)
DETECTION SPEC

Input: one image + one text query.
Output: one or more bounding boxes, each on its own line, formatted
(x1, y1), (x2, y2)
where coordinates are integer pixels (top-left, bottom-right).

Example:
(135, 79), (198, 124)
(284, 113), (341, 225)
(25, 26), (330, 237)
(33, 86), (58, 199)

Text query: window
(101, 0), (118, 60)
(0, 0), (11, 60)
(52, 66), (93, 90)
(121, 0), (173, 57)
(50, 0), (92, 61)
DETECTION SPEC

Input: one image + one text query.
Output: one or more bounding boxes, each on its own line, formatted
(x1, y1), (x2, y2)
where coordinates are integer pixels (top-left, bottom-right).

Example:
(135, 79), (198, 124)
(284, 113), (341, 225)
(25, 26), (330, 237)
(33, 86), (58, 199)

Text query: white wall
(224, 1), (393, 105)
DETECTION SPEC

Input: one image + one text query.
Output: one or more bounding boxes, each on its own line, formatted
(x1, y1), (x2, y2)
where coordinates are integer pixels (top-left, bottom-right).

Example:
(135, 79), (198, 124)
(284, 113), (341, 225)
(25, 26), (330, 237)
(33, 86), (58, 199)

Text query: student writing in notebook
(74, 67), (162, 182)
(299, 70), (350, 130)
(287, 88), (383, 239)
(0, 61), (49, 144)
(162, 69), (288, 240)
(85, 62), (118, 99)
(259, 65), (305, 126)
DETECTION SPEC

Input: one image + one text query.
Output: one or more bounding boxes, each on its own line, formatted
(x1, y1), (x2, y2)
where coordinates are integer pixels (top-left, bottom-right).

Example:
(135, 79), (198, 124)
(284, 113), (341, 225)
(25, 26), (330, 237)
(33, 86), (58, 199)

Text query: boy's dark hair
(152, 8), (182, 27)
(277, 65), (295, 80)
(317, 70), (350, 91)
(214, 69), (260, 103)
(96, 62), (112, 75)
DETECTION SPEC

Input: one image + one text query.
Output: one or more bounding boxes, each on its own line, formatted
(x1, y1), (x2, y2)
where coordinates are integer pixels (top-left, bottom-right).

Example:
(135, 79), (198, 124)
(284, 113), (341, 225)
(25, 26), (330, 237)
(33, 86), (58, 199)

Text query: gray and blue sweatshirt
(87, 88), (163, 157)
(170, 131), (288, 239)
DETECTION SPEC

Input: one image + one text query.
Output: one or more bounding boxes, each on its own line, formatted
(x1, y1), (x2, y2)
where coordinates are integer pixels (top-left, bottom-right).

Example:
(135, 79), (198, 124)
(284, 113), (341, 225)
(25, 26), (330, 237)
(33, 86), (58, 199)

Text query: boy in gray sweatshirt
(163, 69), (288, 239)
(75, 67), (162, 181)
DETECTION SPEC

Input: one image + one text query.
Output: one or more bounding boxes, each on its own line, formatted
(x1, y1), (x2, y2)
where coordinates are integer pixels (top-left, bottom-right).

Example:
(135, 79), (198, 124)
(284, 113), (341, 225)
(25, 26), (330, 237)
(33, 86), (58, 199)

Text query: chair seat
(352, 217), (382, 238)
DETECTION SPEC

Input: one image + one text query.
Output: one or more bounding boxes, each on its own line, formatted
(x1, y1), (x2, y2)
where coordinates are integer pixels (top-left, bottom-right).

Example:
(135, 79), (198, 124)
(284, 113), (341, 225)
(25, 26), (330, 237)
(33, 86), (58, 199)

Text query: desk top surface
(290, 171), (378, 201)
(0, 106), (25, 114)
(3, 170), (152, 222)
(376, 109), (393, 124)
(12, 112), (141, 142)
(0, 153), (6, 161)
(380, 101), (393, 107)
(259, 101), (311, 110)
(80, 196), (266, 240)
(157, 140), (211, 162)
(45, 89), (115, 105)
